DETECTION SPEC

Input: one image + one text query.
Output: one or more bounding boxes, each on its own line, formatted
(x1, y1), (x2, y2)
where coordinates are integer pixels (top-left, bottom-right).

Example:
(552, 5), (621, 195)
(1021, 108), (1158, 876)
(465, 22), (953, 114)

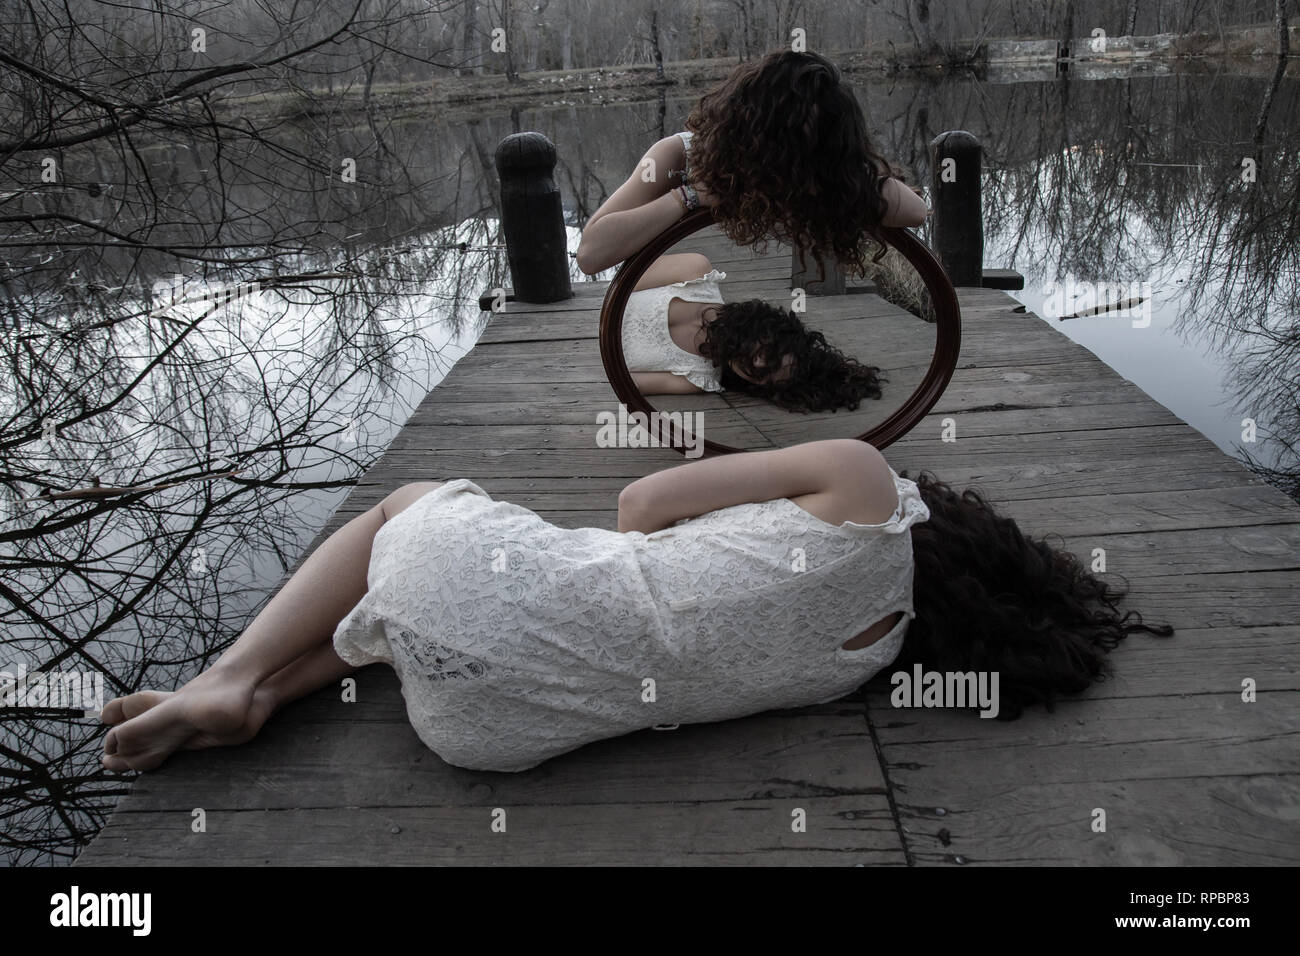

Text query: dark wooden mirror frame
(597, 207), (963, 456)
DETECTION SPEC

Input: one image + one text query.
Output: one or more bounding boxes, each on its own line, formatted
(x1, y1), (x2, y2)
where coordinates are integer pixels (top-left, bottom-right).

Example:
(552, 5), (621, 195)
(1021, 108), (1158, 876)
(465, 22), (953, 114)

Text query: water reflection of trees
(1185, 96), (1299, 497)
(0, 251), (467, 865)
(0, 3), (500, 865)
(864, 71), (1299, 499)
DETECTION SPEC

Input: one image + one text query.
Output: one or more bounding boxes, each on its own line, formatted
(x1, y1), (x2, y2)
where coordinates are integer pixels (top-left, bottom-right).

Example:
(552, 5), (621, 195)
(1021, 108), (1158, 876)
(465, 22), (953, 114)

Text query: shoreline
(217, 25), (1297, 125)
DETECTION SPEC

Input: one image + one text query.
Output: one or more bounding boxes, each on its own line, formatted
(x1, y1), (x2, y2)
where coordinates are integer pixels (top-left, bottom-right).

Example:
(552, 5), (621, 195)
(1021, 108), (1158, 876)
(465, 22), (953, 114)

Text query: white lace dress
(621, 269), (728, 392)
(332, 472), (931, 772)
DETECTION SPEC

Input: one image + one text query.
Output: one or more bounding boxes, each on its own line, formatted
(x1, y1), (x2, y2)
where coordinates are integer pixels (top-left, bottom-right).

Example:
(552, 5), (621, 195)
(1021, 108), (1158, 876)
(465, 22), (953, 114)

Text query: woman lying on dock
(622, 251), (886, 413)
(100, 439), (1173, 775)
(574, 50), (928, 277)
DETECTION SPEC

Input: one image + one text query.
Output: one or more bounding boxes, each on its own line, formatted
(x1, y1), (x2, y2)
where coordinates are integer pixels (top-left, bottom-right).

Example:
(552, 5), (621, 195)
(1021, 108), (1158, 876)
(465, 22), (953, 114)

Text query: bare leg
(247, 642), (360, 729)
(101, 645), (359, 748)
(102, 481), (443, 772)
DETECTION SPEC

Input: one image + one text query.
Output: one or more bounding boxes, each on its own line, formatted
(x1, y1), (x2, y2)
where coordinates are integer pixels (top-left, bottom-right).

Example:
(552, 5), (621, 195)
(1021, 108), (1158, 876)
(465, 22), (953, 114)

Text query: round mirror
(598, 209), (962, 456)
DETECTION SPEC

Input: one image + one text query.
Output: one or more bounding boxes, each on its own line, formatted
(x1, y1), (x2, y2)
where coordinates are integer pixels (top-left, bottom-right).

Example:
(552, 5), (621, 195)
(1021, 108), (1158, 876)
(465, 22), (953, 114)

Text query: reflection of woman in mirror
(575, 50), (928, 276)
(623, 252), (885, 413)
(100, 440), (1172, 774)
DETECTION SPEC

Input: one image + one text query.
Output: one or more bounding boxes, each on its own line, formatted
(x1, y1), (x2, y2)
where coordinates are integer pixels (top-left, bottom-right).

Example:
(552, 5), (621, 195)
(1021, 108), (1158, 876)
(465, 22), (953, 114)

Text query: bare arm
(617, 438), (898, 534)
(576, 136), (688, 275)
(879, 177), (929, 228)
(631, 371), (706, 395)
(632, 252), (713, 291)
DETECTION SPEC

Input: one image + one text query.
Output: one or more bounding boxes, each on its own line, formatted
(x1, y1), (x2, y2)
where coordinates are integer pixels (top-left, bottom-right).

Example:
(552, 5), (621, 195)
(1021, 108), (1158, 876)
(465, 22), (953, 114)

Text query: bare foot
(102, 677), (258, 773)
(101, 686), (278, 758)
(101, 690), (172, 726)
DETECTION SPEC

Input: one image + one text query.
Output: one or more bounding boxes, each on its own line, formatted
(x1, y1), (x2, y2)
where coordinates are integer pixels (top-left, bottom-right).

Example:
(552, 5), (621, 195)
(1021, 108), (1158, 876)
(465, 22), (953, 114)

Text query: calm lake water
(4, 62), (1296, 864)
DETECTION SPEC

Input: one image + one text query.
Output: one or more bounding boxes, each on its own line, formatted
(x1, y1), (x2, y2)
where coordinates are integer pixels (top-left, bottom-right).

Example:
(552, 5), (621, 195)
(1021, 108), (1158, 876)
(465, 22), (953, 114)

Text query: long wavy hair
(895, 470), (1175, 719)
(683, 50), (902, 277)
(697, 299), (885, 413)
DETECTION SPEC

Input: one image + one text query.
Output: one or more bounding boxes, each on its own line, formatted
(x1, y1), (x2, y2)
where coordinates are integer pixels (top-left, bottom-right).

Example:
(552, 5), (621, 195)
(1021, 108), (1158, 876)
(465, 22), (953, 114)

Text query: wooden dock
(77, 226), (1300, 866)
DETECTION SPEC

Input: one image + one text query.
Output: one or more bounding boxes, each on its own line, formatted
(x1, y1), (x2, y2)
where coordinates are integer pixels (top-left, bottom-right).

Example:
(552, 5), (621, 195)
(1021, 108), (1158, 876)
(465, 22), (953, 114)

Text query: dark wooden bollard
(495, 132), (572, 304)
(791, 247), (845, 295)
(930, 130), (983, 288)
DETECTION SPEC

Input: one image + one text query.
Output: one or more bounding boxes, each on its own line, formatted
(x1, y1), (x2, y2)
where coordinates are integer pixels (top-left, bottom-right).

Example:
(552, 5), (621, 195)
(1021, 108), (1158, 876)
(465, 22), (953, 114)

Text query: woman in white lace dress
(621, 252), (887, 413)
(99, 440), (1172, 774)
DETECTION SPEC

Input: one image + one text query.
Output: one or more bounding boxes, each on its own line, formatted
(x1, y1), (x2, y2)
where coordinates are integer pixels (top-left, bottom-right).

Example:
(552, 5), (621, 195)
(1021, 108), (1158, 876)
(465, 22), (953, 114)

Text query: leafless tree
(0, 0), (501, 865)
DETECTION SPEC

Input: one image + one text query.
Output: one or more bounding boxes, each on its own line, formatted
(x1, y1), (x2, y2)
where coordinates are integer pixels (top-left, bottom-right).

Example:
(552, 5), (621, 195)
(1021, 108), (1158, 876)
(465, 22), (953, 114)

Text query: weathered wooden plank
(75, 670), (886, 814)
(1083, 570), (1300, 625)
(355, 475), (633, 499)
(458, 360), (615, 381)
(931, 378), (1173, 413)
(1052, 523), (1300, 576)
(896, 775), (1300, 866)
(883, 428), (1268, 501)
(758, 398), (1183, 444)
(388, 423), (757, 451)
(866, 675), (1297, 754)
(357, 448), (682, 479)
(941, 356), (1144, 387)
(76, 794), (905, 866)
(1091, 625), (1300, 697)
(477, 312), (600, 342)
(414, 381), (616, 402)
(470, 337), (603, 359)
(408, 400), (603, 426)
(996, 485), (1300, 534)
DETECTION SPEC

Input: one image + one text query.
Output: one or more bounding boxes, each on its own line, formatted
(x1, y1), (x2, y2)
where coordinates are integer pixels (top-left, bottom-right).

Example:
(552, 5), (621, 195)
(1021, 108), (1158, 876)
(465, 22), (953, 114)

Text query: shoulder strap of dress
(666, 268), (726, 304)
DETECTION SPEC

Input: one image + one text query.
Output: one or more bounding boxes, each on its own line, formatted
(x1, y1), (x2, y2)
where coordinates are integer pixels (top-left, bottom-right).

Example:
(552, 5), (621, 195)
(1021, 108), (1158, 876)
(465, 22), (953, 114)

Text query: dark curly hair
(895, 470), (1175, 720)
(697, 299), (885, 413)
(683, 50), (902, 278)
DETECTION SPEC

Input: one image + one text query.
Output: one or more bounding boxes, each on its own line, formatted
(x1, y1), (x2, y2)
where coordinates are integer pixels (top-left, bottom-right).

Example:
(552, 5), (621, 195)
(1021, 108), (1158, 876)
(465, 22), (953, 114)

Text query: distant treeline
(6, 0), (1288, 91)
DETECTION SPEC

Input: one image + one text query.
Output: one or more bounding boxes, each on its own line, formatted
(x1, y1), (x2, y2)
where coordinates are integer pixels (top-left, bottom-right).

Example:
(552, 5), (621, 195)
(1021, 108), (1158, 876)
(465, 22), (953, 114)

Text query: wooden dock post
(495, 132), (572, 304)
(792, 130), (1020, 293)
(791, 246), (846, 295)
(930, 130), (984, 287)
(930, 130), (1024, 290)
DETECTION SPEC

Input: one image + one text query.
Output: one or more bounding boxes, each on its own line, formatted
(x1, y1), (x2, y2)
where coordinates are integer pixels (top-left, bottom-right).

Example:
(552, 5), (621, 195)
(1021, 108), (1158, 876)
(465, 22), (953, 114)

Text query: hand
(691, 178), (719, 208)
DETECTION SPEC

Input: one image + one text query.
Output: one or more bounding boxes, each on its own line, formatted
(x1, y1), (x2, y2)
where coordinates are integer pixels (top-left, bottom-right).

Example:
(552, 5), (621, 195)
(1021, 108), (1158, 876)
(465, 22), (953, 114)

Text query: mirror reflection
(616, 224), (938, 451)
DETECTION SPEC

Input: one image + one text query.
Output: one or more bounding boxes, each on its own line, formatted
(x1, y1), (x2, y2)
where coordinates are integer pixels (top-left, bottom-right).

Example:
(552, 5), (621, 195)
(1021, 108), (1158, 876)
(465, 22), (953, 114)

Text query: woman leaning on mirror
(575, 50), (928, 278)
